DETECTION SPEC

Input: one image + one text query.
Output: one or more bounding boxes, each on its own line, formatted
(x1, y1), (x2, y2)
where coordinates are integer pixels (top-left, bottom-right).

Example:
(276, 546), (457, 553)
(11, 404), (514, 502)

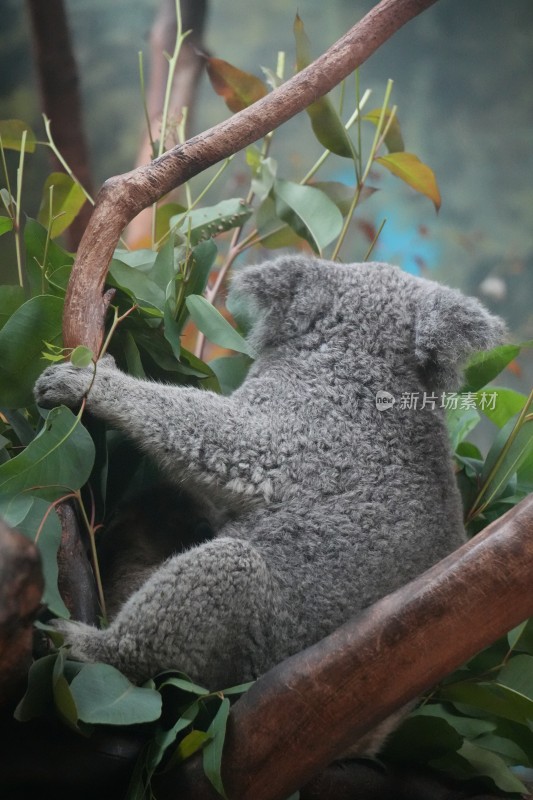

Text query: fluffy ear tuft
(415, 283), (507, 390)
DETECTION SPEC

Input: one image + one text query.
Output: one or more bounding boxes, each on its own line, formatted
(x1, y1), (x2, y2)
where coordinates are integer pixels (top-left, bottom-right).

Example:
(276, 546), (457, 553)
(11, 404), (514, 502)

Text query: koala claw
(34, 362), (95, 409)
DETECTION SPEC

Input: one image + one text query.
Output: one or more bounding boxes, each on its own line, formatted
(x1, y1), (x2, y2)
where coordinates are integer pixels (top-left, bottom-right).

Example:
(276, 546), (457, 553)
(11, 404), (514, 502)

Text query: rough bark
(56, 501), (99, 625)
(62, 0), (439, 354)
(26, 0), (94, 250)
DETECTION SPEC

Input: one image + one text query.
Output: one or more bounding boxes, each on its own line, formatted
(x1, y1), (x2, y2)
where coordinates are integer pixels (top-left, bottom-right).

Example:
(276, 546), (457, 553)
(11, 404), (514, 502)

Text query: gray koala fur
(34, 256), (505, 751)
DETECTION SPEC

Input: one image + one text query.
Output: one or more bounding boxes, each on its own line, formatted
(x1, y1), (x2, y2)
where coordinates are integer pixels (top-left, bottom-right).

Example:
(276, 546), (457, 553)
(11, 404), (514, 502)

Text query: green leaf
(440, 681), (533, 725)
(507, 618), (533, 654)
(186, 295), (255, 357)
(53, 651), (79, 729)
(209, 354), (252, 395)
(202, 697), (231, 799)
(14, 653), (57, 721)
(0, 215), (13, 236)
(0, 493), (69, 617)
(0, 119), (37, 152)
(455, 740), (527, 794)
(0, 285), (25, 330)
(0, 294), (64, 408)
(109, 256), (165, 313)
(272, 179), (343, 254)
(205, 57), (267, 112)
(363, 108), (405, 153)
(0, 406), (95, 502)
(376, 152), (441, 211)
(37, 173), (87, 238)
(71, 345), (94, 368)
(255, 196), (301, 250)
(293, 15), (353, 158)
(312, 181), (377, 215)
(384, 714), (463, 762)
(475, 387), (527, 428)
(24, 218), (74, 297)
(175, 239), (218, 332)
(463, 344), (522, 392)
(498, 654), (533, 699)
(479, 413), (533, 506)
(446, 405), (480, 451)
(175, 730), (211, 762)
(411, 703), (496, 739)
(170, 199), (252, 247)
(69, 663), (162, 725)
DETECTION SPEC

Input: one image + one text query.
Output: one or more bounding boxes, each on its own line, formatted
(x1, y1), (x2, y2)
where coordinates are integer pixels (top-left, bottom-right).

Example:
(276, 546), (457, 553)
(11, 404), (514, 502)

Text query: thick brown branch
(63, 0), (439, 352)
(153, 496), (533, 800)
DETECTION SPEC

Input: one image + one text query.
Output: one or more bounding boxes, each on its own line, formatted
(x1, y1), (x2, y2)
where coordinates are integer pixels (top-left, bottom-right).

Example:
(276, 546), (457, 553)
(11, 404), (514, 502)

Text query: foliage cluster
(0, 12), (532, 799)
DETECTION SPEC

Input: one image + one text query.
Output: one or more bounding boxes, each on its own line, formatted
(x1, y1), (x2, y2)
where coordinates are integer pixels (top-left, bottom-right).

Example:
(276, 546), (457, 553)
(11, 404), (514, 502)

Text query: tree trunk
(26, 0), (94, 251)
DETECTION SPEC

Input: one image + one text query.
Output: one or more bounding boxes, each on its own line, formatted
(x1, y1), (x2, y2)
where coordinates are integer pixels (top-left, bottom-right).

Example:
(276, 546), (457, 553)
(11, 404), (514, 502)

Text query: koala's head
(228, 256), (506, 390)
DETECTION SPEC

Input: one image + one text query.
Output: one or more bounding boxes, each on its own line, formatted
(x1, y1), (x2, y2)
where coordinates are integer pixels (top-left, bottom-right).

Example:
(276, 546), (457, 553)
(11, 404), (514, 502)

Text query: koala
(34, 256), (505, 751)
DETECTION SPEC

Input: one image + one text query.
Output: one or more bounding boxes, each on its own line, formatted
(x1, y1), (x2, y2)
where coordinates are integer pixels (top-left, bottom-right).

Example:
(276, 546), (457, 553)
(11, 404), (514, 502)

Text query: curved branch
(63, 0), (439, 352)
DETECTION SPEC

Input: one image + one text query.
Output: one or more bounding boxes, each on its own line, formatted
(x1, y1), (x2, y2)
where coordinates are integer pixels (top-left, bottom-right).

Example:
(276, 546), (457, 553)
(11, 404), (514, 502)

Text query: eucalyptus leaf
(0, 294), (64, 408)
(272, 179), (343, 254)
(0, 119), (36, 152)
(209, 354), (252, 395)
(463, 344), (522, 392)
(376, 152), (441, 211)
(37, 173), (86, 238)
(202, 697), (231, 799)
(0, 215), (13, 236)
(186, 295), (255, 357)
(0, 285), (24, 331)
(475, 386), (527, 428)
(14, 653), (57, 721)
(479, 413), (533, 506)
(170, 199), (252, 246)
(69, 663), (162, 725)
(0, 406), (95, 501)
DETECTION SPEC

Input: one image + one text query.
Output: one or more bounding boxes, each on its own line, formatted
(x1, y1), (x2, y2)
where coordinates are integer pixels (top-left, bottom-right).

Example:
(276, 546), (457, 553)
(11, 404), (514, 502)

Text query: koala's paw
(34, 362), (95, 409)
(51, 618), (108, 664)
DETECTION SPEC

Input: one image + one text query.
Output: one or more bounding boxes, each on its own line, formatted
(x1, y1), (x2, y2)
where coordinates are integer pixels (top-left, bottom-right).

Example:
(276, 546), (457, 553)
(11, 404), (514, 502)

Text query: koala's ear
(414, 283), (507, 390)
(228, 257), (307, 310)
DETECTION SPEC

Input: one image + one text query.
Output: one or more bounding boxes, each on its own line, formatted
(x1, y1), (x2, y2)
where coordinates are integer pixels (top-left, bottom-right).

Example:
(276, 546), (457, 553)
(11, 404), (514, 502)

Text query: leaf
(69, 663), (162, 725)
(411, 703), (496, 739)
(293, 15), (353, 158)
(37, 173), (87, 238)
(0, 294), (64, 408)
(0, 215), (13, 236)
(479, 413), (533, 506)
(0, 285), (25, 330)
(109, 256), (165, 313)
(463, 344), (522, 392)
(205, 57), (268, 112)
(0, 119), (37, 152)
(186, 295), (255, 357)
(376, 152), (441, 211)
(202, 697), (231, 798)
(255, 196), (301, 250)
(0, 406), (95, 502)
(455, 740), (527, 794)
(175, 239), (218, 332)
(507, 618), (533, 654)
(475, 387), (527, 428)
(498, 654), (533, 699)
(272, 179), (343, 254)
(14, 653), (57, 721)
(0, 493), (69, 617)
(440, 681), (533, 725)
(175, 730), (211, 762)
(24, 218), (74, 297)
(209, 354), (252, 395)
(363, 108), (405, 152)
(170, 199), (252, 247)
(312, 181), (377, 215)
(384, 714), (463, 762)
(446, 405), (480, 451)
(71, 345), (94, 368)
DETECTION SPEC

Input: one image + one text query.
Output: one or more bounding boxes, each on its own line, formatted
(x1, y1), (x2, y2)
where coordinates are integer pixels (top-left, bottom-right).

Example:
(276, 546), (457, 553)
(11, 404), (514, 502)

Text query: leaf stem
(14, 130), (27, 288)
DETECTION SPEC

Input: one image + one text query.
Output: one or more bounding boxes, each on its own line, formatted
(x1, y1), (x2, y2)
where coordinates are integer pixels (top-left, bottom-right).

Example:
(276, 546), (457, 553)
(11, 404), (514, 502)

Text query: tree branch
(62, 0), (439, 353)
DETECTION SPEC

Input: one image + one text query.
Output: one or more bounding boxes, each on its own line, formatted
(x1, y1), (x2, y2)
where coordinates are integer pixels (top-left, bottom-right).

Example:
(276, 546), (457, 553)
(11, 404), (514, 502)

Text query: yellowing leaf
(38, 173), (87, 238)
(376, 152), (441, 211)
(293, 15), (353, 159)
(363, 108), (405, 152)
(0, 119), (36, 152)
(206, 57), (268, 113)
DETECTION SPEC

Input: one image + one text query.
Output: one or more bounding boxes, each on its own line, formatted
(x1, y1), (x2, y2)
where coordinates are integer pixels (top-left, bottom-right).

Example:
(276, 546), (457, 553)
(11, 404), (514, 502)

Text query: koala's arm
(34, 360), (263, 500)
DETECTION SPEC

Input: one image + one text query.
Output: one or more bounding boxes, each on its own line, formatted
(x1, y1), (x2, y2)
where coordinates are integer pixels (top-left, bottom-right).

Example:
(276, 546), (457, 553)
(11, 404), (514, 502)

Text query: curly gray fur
(34, 257), (505, 749)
